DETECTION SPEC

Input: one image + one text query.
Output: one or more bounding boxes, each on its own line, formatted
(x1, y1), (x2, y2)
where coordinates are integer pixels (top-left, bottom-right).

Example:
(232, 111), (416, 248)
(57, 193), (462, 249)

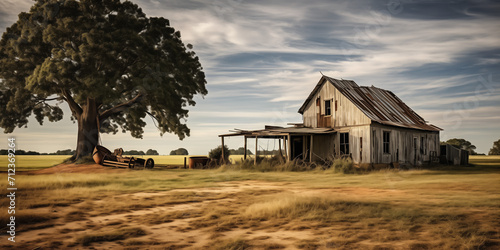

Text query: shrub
(225, 156), (318, 172)
(209, 145), (230, 163)
(330, 158), (354, 174)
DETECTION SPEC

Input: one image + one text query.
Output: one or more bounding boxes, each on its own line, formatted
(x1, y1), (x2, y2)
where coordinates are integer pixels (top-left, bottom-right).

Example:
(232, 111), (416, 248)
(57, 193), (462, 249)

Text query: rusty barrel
(188, 156), (210, 169)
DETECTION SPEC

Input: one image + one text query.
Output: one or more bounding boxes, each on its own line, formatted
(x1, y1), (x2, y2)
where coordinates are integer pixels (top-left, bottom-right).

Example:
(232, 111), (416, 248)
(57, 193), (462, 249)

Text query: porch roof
(219, 126), (336, 138)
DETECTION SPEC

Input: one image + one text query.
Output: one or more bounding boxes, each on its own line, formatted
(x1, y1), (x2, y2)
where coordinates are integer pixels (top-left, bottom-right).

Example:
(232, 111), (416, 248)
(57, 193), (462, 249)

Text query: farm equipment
(92, 145), (154, 169)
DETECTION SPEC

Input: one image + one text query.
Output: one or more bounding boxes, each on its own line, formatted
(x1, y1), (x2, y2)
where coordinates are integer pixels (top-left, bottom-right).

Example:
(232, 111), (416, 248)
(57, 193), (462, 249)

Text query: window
(383, 131), (390, 154)
(335, 100), (338, 111)
(325, 100), (331, 116)
(340, 133), (349, 155)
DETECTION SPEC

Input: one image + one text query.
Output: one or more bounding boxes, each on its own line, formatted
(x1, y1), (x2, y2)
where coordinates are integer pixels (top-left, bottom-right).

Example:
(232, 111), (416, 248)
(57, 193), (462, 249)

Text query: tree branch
(99, 93), (143, 120)
(33, 97), (63, 106)
(145, 110), (160, 130)
(61, 89), (83, 118)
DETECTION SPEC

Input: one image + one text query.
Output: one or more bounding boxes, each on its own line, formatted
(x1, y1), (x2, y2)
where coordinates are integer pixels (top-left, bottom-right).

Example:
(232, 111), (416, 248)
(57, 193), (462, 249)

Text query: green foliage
(145, 149), (159, 155)
(443, 138), (477, 155)
(123, 150), (145, 155)
(257, 149), (281, 155)
(208, 145), (229, 161)
(489, 139), (500, 155)
(169, 148), (188, 155)
(229, 147), (253, 155)
(0, 149), (40, 155)
(54, 149), (75, 155)
(0, 0), (207, 155)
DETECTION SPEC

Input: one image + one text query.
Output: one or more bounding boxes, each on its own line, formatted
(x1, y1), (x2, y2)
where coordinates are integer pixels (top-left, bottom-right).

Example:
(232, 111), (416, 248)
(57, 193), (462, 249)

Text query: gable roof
(298, 76), (441, 132)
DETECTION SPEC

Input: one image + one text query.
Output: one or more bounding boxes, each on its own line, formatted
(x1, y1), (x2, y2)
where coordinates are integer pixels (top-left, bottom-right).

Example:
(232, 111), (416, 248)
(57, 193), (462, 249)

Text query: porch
(218, 125), (336, 164)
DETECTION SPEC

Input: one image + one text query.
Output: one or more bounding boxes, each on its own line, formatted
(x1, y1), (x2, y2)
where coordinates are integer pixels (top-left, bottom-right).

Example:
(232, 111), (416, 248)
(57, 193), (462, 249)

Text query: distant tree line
(229, 147), (253, 155)
(0, 148), (160, 155)
(123, 149), (159, 155)
(0, 149), (75, 155)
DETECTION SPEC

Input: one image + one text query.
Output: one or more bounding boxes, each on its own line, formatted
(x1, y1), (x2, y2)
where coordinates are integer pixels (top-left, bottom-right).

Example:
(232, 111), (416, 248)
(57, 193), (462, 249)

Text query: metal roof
(219, 126), (336, 138)
(298, 76), (442, 132)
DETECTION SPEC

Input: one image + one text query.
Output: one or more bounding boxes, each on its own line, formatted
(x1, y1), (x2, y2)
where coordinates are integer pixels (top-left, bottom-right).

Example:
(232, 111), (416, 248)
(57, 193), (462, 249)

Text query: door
(291, 136), (304, 160)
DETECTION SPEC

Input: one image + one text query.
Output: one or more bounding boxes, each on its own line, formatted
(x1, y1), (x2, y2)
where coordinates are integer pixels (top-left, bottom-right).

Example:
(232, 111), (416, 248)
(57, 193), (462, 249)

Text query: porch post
(255, 137), (258, 165)
(244, 136), (247, 160)
(278, 138), (282, 158)
(283, 136), (287, 161)
(221, 136), (225, 164)
(310, 135), (314, 162)
(287, 134), (291, 162)
(303, 135), (306, 160)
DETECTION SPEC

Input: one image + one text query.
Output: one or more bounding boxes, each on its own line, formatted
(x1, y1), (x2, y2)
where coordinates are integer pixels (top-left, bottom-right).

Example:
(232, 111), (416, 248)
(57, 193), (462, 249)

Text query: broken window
(383, 131), (390, 154)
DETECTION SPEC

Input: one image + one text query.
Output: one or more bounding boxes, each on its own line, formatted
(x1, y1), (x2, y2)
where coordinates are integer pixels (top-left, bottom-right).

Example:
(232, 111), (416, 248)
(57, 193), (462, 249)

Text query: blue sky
(0, 0), (499, 154)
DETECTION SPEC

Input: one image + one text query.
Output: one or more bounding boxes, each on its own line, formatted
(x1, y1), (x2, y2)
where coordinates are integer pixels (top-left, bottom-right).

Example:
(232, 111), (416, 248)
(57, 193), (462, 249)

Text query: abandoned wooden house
(219, 76), (442, 166)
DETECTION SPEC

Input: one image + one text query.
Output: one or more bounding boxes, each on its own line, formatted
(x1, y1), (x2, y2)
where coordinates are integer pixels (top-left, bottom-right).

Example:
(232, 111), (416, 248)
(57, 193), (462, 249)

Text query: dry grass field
(0, 156), (499, 249)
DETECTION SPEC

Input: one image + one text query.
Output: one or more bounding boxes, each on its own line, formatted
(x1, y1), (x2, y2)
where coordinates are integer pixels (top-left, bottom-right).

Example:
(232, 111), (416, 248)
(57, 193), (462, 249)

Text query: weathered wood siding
(302, 80), (371, 128)
(310, 127), (370, 164)
(310, 134), (335, 161)
(370, 123), (440, 165)
(334, 126), (371, 164)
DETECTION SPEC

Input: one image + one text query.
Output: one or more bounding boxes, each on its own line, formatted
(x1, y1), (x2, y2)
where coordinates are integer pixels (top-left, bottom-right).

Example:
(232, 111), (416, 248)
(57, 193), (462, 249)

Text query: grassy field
(0, 156), (499, 249)
(0, 155), (69, 171)
(0, 155), (247, 171)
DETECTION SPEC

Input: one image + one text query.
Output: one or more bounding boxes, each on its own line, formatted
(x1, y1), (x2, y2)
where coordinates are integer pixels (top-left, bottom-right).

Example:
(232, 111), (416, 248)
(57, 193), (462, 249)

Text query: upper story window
(325, 100), (331, 116)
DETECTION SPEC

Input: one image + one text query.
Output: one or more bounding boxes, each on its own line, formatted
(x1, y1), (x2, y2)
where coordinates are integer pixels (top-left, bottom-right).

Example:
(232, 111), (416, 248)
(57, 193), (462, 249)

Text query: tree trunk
(72, 98), (99, 161)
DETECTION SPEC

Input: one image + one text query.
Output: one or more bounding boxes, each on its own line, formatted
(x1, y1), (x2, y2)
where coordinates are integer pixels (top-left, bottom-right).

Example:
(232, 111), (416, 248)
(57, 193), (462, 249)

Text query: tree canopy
(170, 147), (188, 155)
(229, 147), (253, 155)
(146, 149), (159, 155)
(0, 0), (207, 160)
(123, 149), (144, 155)
(208, 145), (229, 162)
(489, 139), (500, 155)
(441, 138), (477, 155)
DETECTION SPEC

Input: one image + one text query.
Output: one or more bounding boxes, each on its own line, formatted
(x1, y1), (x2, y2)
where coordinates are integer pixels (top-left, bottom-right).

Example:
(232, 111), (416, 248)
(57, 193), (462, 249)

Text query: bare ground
(3, 164), (500, 249)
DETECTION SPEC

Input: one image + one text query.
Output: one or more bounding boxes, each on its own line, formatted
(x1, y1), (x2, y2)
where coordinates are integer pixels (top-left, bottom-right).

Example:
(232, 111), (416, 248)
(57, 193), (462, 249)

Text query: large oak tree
(0, 0), (207, 160)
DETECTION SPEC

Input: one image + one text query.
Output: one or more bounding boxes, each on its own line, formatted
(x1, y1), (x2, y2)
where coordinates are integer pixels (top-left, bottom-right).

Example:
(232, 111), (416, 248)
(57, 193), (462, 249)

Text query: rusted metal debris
(92, 145), (154, 169)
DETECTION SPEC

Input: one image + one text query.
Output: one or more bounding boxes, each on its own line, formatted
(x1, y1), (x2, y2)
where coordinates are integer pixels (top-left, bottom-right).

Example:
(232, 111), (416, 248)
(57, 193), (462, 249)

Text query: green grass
(0, 155), (69, 171)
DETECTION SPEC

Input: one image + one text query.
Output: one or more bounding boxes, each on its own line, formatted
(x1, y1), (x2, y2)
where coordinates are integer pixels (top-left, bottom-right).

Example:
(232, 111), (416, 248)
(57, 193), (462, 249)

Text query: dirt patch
(4, 180), (499, 249)
(21, 163), (128, 175)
